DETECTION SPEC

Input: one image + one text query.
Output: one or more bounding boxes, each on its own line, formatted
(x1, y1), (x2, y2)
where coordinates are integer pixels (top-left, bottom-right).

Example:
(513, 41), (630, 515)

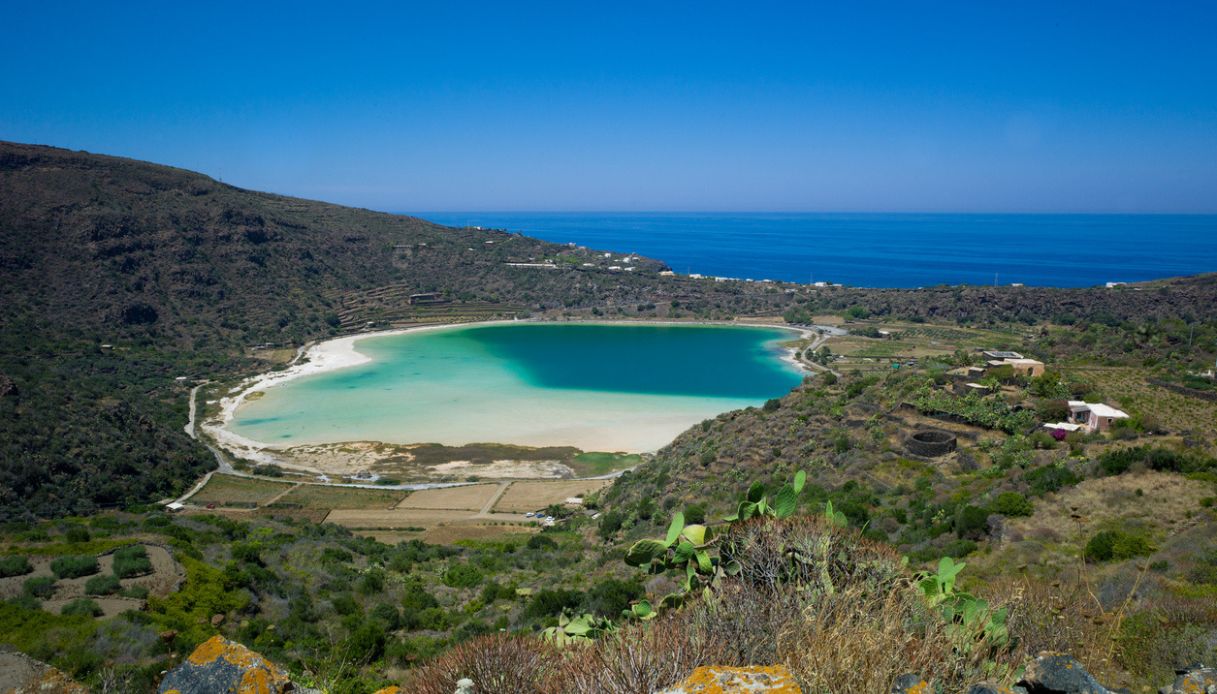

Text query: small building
(409, 292), (446, 305)
(1067, 401), (1130, 433)
(982, 350), (1024, 361)
(1002, 358), (1046, 378)
(165, 501), (185, 513)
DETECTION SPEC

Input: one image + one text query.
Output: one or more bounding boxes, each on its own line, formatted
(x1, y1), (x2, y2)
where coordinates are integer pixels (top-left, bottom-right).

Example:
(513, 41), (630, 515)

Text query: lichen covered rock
(1159, 665), (1217, 694)
(158, 635), (292, 694)
(659, 665), (802, 693)
(1017, 653), (1114, 693)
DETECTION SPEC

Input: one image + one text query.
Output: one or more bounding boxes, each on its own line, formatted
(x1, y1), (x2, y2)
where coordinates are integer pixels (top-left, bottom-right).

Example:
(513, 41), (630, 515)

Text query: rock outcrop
(158, 635), (293, 694)
(658, 665), (802, 693)
(1159, 665), (1217, 694)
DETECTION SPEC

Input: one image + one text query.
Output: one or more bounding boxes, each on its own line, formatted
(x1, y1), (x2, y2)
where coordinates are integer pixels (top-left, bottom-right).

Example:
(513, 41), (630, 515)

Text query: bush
(598, 511), (624, 541)
(524, 589), (583, 621)
(526, 535), (557, 551)
(762, 398), (781, 412)
(0, 556), (33, 578)
(23, 576), (56, 599)
(50, 555), (99, 579)
(112, 545), (152, 578)
(991, 492), (1034, 517)
(582, 578), (644, 618)
(1084, 530), (1154, 562)
(63, 526), (91, 543)
(60, 599), (103, 618)
(442, 563), (483, 589)
(954, 505), (990, 540)
(85, 574), (121, 596)
(120, 585), (149, 599)
(1023, 464), (1081, 496)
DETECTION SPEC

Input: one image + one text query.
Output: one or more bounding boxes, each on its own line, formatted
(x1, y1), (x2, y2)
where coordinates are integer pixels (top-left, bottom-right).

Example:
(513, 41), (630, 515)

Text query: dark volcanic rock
(1159, 664), (1217, 694)
(158, 635), (292, 694)
(1018, 652), (1116, 693)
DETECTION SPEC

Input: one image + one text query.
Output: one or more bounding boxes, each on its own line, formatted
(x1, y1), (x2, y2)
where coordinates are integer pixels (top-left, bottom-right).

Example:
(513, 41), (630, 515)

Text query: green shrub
(442, 563), (482, 589)
(992, 492), (1034, 517)
(523, 589), (583, 621)
(943, 539), (978, 558)
(60, 599), (103, 618)
(526, 535), (557, 551)
(50, 555), (98, 579)
(120, 585), (149, 599)
(112, 545), (152, 578)
(1084, 530), (1154, 562)
(0, 556), (33, 578)
(1023, 464), (1081, 496)
(23, 576), (56, 599)
(63, 526), (91, 543)
(84, 574), (121, 596)
(954, 505), (990, 539)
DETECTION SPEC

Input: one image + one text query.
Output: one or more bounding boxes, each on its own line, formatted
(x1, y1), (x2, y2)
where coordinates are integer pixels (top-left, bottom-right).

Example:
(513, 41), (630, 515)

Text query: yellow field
(493, 479), (612, 513)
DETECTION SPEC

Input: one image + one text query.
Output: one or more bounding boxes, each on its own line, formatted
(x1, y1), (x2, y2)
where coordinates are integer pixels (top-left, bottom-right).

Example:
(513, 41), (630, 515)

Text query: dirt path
(260, 482), (303, 507)
(477, 482), (512, 517)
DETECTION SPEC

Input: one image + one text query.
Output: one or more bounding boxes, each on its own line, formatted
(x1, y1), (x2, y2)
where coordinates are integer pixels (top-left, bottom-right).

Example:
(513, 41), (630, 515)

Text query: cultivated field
(493, 479), (612, 513)
(187, 475), (294, 507)
(272, 485), (407, 510)
(395, 483), (503, 510)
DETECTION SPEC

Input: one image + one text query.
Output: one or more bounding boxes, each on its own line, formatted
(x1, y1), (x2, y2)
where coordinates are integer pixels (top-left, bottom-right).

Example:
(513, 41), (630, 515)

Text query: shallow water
(228, 323), (804, 452)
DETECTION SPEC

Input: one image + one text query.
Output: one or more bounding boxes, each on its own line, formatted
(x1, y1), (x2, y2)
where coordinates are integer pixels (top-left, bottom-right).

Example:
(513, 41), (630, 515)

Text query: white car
(524, 512), (534, 518)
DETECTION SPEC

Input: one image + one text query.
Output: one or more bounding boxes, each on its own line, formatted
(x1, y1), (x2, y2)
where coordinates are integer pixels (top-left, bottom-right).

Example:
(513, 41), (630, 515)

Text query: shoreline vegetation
(204, 318), (812, 475)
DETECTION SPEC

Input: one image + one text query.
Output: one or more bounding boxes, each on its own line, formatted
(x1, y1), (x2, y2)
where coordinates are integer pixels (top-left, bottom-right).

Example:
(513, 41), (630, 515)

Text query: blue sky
(3, 2), (1216, 212)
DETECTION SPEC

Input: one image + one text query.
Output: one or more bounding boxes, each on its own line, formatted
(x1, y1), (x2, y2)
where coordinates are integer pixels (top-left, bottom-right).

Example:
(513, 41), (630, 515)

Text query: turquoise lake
(228, 323), (804, 452)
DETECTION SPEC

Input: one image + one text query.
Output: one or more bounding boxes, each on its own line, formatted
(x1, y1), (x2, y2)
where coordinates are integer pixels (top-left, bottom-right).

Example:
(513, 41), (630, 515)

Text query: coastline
(202, 318), (812, 465)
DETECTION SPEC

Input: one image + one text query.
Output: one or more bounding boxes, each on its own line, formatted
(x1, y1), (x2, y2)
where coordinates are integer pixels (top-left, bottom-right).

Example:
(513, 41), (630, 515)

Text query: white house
(1067, 401), (1130, 433)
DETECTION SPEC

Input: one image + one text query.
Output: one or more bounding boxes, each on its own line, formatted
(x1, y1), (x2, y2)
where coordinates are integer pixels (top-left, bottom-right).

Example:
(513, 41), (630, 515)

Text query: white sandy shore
(202, 319), (812, 464)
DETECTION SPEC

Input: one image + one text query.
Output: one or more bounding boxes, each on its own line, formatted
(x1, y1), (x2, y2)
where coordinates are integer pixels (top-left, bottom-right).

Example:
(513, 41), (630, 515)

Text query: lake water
(417, 212), (1217, 288)
(228, 323), (804, 453)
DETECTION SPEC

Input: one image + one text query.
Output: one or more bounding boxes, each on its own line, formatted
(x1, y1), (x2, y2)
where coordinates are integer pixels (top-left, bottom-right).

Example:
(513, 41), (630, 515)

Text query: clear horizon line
(404, 209), (1217, 216)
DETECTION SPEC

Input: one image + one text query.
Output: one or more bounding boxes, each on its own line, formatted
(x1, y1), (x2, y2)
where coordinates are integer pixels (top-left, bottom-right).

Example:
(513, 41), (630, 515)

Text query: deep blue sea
(416, 212), (1217, 288)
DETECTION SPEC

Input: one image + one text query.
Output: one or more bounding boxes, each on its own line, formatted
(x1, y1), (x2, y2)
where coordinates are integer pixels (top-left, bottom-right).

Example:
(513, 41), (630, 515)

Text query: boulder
(891, 674), (932, 693)
(1017, 653), (1115, 693)
(158, 635), (292, 694)
(1159, 665), (1217, 694)
(658, 665), (802, 693)
(967, 685), (1029, 694)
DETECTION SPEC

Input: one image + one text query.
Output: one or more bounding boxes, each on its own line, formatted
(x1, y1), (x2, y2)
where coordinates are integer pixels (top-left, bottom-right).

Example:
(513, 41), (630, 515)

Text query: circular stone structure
(905, 430), (957, 457)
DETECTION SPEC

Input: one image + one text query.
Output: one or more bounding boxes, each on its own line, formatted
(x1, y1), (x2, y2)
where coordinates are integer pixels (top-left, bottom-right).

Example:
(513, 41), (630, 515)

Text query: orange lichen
(373, 688), (404, 694)
(668, 665), (802, 693)
(907, 680), (931, 694)
(180, 635), (291, 694)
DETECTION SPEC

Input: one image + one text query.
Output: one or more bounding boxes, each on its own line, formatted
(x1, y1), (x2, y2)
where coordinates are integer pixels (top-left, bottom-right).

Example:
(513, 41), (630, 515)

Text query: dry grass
(1074, 367), (1217, 451)
(272, 484), (406, 510)
(323, 509), (475, 529)
(395, 484), (502, 510)
(1002, 471), (1212, 551)
(493, 479), (612, 513)
(402, 635), (566, 694)
(187, 474), (294, 506)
